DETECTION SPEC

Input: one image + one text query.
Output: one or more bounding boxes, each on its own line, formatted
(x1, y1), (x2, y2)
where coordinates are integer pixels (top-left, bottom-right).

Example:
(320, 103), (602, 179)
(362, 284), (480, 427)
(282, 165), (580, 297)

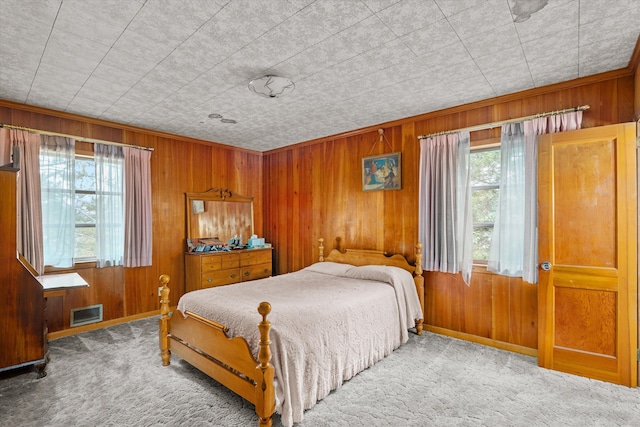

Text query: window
(470, 147), (500, 262)
(40, 151), (123, 266)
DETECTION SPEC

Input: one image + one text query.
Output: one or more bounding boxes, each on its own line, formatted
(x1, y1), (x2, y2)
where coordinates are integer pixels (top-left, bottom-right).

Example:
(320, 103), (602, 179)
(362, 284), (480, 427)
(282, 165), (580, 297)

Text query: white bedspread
(176, 262), (422, 426)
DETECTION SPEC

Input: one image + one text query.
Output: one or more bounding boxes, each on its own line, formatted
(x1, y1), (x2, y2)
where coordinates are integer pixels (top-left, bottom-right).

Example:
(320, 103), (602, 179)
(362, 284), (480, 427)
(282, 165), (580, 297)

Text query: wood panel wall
(0, 101), (263, 334)
(263, 70), (636, 353)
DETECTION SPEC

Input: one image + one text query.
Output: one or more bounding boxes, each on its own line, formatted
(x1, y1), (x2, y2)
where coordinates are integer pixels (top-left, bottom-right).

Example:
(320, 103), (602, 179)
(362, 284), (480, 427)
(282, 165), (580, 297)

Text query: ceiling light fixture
(248, 75), (295, 98)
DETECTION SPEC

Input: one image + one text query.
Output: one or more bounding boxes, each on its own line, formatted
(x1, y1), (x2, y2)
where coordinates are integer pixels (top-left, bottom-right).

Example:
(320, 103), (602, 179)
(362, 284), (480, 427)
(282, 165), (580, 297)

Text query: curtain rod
(0, 124), (155, 152)
(417, 105), (590, 140)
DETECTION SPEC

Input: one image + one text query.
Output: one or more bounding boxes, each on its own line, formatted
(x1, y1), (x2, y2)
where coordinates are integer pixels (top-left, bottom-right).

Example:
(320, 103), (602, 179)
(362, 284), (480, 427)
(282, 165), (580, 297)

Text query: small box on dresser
(185, 248), (273, 293)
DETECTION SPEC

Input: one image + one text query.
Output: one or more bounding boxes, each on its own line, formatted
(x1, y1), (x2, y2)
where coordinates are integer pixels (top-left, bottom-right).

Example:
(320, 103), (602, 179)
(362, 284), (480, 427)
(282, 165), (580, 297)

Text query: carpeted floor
(1, 316), (638, 426)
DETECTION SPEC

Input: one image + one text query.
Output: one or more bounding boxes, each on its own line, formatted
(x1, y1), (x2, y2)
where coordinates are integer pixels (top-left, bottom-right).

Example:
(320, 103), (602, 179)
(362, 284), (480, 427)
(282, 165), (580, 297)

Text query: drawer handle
(264, 269), (269, 273)
(206, 278), (213, 282)
(231, 273), (237, 278)
(244, 271), (250, 276)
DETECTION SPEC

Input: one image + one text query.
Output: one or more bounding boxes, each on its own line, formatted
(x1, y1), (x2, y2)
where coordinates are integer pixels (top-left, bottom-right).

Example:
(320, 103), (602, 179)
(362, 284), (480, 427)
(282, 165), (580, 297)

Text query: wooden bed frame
(159, 238), (424, 427)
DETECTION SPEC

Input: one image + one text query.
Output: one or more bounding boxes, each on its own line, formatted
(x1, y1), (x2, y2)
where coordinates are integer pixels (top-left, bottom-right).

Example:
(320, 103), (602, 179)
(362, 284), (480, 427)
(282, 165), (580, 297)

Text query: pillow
(302, 261), (354, 277)
(344, 264), (413, 285)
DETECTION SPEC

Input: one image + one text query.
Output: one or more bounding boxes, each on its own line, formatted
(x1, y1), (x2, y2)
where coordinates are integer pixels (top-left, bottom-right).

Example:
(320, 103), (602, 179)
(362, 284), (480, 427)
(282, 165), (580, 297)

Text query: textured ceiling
(1, 0), (639, 152)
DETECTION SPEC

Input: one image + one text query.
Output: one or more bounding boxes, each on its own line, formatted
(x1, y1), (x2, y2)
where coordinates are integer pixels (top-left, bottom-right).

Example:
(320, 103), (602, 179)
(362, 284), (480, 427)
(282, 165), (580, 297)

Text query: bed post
(414, 243), (424, 335)
(318, 238), (324, 262)
(158, 274), (172, 366)
(255, 302), (275, 427)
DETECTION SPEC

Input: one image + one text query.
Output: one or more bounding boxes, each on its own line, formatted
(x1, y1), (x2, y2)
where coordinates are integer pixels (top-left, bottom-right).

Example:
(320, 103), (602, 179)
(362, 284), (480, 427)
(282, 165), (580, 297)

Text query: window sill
(44, 260), (97, 274)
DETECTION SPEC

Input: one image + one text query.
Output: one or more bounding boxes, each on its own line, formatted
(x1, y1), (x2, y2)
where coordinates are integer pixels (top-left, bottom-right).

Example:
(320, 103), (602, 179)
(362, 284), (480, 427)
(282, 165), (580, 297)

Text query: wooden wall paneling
(296, 145), (313, 270)
(92, 267), (123, 322)
(428, 271), (453, 330)
(358, 132), (381, 250)
(491, 274), (511, 342)
(508, 276), (523, 345)
(191, 143), (213, 191)
(0, 106), (11, 123)
(617, 75), (635, 123)
(279, 150), (293, 273)
(520, 281), (538, 349)
(247, 152), (264, 240)
(87, 122), (124, 143)
(59, 119), (84, 139)
(385, 126), (404, 256)
(289, 149), (302, 272)
(400, 123), (418, 262)
(309, 142), (326, 264)
(262, 153), (275, 268)
(472, 270), (494, 338)
(163, 137), (204, 306)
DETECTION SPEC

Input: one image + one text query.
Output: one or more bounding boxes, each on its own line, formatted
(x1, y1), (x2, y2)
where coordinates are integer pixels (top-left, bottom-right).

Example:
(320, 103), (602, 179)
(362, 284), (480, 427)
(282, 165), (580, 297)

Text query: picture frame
(362, 152), (401, 192)
(191, 200), (205, 215)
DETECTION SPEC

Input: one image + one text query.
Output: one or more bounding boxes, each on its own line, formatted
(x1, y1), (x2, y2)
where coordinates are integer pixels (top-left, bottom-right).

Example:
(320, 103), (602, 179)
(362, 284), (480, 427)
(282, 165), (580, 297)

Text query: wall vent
(70, 304), (103, 327)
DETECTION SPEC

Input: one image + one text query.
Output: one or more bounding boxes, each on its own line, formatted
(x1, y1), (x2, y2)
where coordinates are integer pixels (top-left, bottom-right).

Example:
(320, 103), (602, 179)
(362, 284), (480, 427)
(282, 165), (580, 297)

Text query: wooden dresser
(185, 248), (273, 292)
(0, 167), (48, 377)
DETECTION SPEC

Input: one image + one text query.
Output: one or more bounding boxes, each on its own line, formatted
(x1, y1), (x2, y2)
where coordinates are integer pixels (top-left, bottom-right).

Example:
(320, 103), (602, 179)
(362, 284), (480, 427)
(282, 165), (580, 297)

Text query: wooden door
(538, 123), (637, 387)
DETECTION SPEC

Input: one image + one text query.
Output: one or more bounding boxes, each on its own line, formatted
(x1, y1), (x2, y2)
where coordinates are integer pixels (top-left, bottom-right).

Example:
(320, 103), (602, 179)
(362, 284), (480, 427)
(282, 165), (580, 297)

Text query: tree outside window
(470, 147), (500, 262)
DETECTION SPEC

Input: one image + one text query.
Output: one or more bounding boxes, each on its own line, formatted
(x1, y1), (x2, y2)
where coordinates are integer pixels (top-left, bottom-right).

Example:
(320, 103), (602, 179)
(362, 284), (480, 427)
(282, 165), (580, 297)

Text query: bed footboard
(158, 275), (276, 427)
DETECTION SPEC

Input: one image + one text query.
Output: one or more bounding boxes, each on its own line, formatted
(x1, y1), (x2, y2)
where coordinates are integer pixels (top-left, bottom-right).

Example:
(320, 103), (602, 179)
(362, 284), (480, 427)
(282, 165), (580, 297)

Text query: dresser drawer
(240, 262), (272, 282)
(201, 268), (240, 288)
(220, 253), (240, 269)
(200, 255), (222, 272)
(240, 250), (272, 266)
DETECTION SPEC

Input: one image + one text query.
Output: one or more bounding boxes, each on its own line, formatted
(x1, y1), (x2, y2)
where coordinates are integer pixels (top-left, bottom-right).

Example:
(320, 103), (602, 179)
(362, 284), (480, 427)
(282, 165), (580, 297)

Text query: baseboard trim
(47, 308), (176, 340)
(424, 325), (538, 358)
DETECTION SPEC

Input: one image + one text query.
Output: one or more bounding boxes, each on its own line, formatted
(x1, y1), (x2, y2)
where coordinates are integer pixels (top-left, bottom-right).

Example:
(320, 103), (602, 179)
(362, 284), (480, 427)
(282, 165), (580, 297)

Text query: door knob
(541, 261), (552, 271)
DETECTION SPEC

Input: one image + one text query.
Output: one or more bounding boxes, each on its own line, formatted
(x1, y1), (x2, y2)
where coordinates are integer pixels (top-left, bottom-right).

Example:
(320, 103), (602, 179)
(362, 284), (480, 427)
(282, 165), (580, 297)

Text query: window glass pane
(75, 157), (96, 259)
(76, 193), (96, 225)
(75, 227), (96, 259)
(471, 147), (500, 261)
(75, 157), (95, 191)
(470, 149), (500, 186)
(472, 188), (499, 223)
(473, 226), (493, 261)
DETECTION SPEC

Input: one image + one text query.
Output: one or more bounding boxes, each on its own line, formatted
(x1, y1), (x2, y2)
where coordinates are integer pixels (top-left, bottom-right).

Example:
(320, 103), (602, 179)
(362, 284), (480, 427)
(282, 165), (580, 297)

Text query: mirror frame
(185, 188), (254, 243)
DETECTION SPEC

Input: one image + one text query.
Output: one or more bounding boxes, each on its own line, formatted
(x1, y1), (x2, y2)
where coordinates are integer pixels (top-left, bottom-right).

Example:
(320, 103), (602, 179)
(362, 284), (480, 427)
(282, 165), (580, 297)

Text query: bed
(159, 238), (425, 426)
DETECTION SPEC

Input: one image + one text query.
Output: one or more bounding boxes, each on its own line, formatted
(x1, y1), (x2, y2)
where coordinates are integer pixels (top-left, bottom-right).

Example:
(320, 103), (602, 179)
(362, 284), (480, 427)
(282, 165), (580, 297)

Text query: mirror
(185, 188), (254, 249)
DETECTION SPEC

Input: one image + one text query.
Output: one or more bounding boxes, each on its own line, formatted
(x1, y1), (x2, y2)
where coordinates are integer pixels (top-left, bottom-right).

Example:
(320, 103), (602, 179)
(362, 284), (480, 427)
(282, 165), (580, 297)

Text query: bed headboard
(318, 237), (422, 275)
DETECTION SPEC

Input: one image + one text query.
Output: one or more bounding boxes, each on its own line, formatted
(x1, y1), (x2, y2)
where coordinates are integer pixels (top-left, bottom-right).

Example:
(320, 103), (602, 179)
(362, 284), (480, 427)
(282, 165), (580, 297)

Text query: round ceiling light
(248, 75), (295, 98)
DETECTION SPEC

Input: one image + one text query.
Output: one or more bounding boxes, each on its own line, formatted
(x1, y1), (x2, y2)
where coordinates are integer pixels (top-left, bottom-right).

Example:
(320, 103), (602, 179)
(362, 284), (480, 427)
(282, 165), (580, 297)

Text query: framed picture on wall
(362, 152), (401, 192)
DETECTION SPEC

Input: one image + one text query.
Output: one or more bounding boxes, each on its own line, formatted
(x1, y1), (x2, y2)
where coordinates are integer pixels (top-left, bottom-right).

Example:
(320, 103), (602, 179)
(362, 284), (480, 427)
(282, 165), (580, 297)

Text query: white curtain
(521, 118), (547, 284)
(488, 111), (582, 283)
(123, 147), (152, 267)
(95, 143), (124, 267)
(487, 123), (525, 277)
(40, 136), (75, 268)
(418, 131), (473, 284)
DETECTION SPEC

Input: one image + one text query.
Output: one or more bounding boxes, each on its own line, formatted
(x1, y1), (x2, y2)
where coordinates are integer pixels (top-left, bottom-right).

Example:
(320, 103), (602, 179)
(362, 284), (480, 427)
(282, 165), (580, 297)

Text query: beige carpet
(0, 316), (638, 426)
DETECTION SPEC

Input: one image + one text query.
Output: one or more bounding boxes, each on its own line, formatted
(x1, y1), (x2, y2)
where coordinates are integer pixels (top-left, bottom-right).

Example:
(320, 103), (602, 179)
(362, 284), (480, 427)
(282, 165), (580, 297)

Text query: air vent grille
(70, 304), (103, 327)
